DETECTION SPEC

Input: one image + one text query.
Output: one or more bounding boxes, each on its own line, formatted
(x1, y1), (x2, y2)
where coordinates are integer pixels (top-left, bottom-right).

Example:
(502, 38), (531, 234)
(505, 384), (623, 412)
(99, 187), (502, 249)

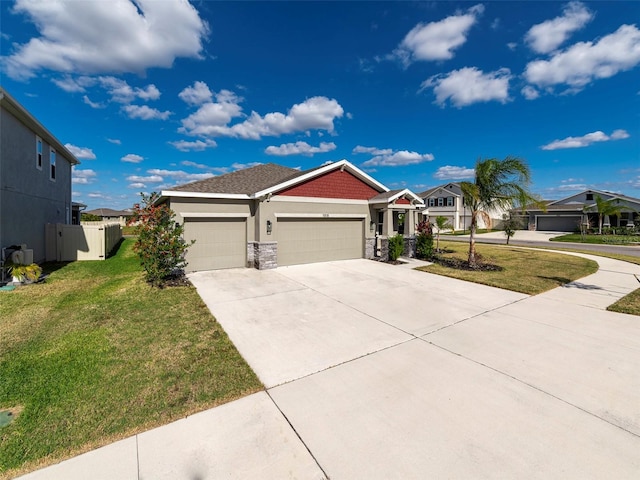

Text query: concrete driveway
(189, 256), (640, 478)
(21, 254), (640, 479)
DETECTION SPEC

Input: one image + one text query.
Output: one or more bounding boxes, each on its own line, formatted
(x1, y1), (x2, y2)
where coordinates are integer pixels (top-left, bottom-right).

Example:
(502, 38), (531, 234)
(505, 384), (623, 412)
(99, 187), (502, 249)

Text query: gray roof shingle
(170, 163), (302, 195)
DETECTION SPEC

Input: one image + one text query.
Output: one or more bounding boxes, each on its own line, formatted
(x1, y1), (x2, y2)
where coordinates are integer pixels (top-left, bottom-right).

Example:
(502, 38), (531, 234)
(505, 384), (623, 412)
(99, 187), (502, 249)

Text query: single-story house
(83, 208), (133, 226)
(418, 182), (509, 231)
(521, 189), (640, 232)
(160, 160), (424, 272)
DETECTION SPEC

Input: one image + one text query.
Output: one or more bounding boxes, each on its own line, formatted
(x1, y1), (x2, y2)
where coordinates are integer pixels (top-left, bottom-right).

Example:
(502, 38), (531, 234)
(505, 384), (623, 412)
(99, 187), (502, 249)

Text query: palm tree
(460, 156), (535, 266)
(434, 215), (452, 252)
(590, 195), (622, 234)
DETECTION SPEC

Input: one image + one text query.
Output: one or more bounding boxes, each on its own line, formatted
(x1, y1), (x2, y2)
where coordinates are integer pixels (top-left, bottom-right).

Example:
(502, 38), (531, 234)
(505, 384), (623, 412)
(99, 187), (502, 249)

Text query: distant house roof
(84, 208), (133, 217)
(162, 160), (390, 200)
(0, 87), (79, 166)
(417, 182), (461, 198)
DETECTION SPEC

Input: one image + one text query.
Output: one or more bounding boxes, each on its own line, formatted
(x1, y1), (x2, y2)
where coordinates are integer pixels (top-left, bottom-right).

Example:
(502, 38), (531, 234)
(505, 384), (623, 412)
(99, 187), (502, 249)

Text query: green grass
(0, 239), (262, 478)
(608, 288), (640, 316)
(417, 240), (599, 295)
(551, 233), (640, 244)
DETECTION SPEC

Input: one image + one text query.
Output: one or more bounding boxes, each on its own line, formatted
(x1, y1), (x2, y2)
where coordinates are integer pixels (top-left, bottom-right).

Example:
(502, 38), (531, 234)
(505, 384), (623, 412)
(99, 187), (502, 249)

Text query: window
(437, 197), (444, 207)
(428, 198), (436, 207)
(446, 196), (454, 206)
(36, 137), (43, 169)
(586, 193), (593, 201)
(50, 148), (56, 180)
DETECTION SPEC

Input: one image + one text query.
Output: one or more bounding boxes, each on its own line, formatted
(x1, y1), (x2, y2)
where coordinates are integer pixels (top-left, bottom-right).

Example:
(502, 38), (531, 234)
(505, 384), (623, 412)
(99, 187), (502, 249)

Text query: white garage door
(277, 218), (364, 266)
(183, 218), (246, 272)
(536, 216), (581, 232)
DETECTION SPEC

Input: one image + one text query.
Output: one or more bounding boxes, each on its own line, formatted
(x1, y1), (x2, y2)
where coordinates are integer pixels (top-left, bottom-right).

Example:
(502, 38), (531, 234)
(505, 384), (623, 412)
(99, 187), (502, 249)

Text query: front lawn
(0, 239), (262, 478)
(551, 233), (640, 245)
(417, 241), (599, 295)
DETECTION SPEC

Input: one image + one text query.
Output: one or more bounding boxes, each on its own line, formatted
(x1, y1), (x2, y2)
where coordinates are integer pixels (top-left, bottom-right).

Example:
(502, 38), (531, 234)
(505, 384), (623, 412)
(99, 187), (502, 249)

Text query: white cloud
(127, 175), (163, 183)
(121, 154), (144, 163)
(72, 168), (97, 184)
(3, 0), (208, 80)
(521, 85), (540, 100)
(179, 81), (213, 106)
(83, 95), (104, 109)
(265, 141), (336, 156)
(525, 2), (593, 54)
(352, 146), (393, 156)
(541, 129), (630, 150)
(180, 161), (226, 172)
(180, 95), (344, 140)
(65, 144), (96, 160)
(107, 138), (121, 145)
(524, 25), (640, 91)
(231, 162), (262, 170)
(122, 105), (172, 120)
(362, 150), (434, 167)
(52, 75), (94, 92)
(98, 77), (161, 103)
(169, 139), (217, 152)
(128, 182), (147, 189)
(391, 4), (484, 66)
(421, 67), (512, 107)
(434, 166), (475, 180)
(147, 168), (214, 182)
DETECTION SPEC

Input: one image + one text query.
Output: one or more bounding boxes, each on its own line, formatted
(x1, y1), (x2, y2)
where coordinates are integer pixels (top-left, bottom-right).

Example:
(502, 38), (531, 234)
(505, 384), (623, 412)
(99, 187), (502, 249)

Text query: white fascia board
(269, 195), (369, 205)
(161, 190), (251, 200)
(181, 212), (250, 218)
(274, 213), (367, 219)
(253, 159), (389, 198)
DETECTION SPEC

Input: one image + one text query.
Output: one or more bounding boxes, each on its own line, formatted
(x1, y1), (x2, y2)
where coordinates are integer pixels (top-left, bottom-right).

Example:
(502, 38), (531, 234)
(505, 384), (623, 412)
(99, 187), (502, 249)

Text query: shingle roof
(85, 208), (132, 217)
(170, 163), (302, 195)
(369, 189), (405, 202)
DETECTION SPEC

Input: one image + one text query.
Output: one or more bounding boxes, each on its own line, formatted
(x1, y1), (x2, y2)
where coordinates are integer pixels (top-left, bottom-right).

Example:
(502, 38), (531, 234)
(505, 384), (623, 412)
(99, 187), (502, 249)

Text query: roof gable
(418, 183), (462, 198)
(277, 168), (381, 200)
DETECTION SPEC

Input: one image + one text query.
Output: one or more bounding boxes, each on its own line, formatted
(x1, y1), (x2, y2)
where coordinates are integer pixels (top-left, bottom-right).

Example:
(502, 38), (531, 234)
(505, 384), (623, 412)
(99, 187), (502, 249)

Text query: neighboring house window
(428, 198), (436, 207)
(586, 193), (593, 201)
(437, 197), (444, 207)
(36, 136), (43, 169)
(446, 196), (454, 206)
(50, 148), (56, 180)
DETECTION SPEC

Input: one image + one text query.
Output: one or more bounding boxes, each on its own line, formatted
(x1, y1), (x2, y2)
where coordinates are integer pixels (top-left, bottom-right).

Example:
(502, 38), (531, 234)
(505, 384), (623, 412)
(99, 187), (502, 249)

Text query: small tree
(415, 220), (434, 259)
(434, 216), (452, 252)
(590, 195), (622, 235)
(502, 213), (521, 244)
(128, 192), (194, 287)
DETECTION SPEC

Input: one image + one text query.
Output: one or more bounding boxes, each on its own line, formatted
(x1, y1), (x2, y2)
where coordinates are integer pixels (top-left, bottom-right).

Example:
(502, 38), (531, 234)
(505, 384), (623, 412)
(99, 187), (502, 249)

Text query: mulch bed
(432, 256), (503, 272)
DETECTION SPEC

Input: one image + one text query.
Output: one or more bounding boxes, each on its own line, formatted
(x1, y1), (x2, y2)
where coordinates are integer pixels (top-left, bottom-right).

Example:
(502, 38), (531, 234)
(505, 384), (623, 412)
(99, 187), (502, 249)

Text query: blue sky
(2, 0), (638, 210)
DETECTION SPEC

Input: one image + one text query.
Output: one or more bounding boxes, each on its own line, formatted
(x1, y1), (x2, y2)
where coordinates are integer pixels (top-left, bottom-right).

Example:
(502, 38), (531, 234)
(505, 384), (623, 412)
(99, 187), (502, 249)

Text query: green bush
(416, 232), (434, 259)
(388, 234), (405, 261)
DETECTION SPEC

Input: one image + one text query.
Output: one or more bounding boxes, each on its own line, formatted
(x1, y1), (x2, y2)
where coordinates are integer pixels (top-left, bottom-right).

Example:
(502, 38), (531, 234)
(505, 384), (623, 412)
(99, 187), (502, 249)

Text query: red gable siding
(278, 169), (380, 200)
(395, 198), (410, 205)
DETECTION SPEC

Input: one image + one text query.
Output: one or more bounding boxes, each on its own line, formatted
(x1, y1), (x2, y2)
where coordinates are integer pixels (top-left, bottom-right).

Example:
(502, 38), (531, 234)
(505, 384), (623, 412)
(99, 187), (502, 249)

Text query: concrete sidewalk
(18, 251), (640, 479)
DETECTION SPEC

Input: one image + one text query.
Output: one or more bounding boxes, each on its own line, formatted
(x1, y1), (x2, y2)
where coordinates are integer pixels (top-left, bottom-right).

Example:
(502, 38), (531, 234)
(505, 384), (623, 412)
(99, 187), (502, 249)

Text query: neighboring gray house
(0, 87), (79, 263)
(521, 189), (640, 232)
(418, 182), (508, 231)
(83, 208), (133, 226)
(160, 159), (424, 271)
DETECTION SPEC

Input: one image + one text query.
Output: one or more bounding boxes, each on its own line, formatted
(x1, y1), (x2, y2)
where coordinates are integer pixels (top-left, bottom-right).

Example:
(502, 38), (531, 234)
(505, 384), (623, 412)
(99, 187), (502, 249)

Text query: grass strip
(0, 239), (262, 478)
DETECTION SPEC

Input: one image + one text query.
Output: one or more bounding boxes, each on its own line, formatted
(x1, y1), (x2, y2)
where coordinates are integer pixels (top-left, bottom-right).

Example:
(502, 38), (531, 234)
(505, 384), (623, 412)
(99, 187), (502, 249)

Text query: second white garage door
(183, 218), (246, 272)
(277, 218), (364, 266)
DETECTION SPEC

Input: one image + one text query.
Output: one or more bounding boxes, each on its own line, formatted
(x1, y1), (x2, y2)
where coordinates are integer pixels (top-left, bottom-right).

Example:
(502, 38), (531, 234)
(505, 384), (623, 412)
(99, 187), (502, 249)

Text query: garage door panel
(278, 219), (363, 266)
(184, 218), (246, 271)
(537, 216), (581, 232)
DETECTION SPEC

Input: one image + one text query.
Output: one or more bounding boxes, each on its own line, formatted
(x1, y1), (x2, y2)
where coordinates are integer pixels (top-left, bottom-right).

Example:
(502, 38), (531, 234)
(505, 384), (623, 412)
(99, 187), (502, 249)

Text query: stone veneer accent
(403, 235), (416, 258)
(246, 242), (255, 267)
(365, 238), (375, 260)
(253, 241), (278, 270)
(378, 237), (389, 262)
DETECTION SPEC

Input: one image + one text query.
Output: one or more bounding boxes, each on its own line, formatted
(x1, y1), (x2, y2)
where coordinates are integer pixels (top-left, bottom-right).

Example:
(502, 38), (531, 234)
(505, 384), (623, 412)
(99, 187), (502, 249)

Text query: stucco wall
(1, 108), (73, 263)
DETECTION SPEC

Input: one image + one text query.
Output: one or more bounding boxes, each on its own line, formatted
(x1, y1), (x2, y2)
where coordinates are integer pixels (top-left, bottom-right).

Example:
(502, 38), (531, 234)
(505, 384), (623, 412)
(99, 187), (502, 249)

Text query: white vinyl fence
(46, 223), (122, 261)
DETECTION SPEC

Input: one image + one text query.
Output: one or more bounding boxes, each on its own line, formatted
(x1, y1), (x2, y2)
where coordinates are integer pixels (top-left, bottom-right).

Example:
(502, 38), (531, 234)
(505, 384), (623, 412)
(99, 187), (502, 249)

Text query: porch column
(405, 209), (415, 235)
(383, 208), (394, 236)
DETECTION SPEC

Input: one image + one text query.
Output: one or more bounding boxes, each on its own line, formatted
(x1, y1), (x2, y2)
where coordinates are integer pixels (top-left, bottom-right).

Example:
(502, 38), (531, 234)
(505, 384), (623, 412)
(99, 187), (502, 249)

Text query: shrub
(388, 234), (405, 261)
(8, 262), (42, 282)
(128, 192), (194, 287)
(416, 232), (434, 259)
